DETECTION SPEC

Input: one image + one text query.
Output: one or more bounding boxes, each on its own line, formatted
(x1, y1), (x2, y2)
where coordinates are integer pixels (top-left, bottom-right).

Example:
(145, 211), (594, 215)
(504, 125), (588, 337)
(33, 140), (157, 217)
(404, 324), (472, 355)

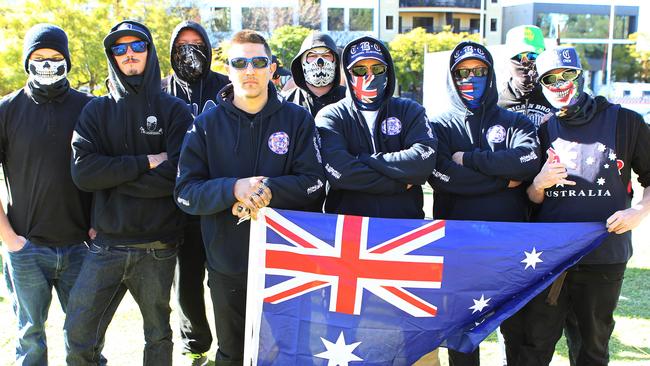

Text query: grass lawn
(0, 182), (648, 365)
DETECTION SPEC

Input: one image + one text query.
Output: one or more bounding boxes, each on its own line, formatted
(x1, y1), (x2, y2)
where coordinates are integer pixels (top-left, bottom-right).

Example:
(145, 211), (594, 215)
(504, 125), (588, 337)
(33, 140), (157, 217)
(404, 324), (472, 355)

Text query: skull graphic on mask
(301, 47), (336, 87)
(28, 59), (67, 85)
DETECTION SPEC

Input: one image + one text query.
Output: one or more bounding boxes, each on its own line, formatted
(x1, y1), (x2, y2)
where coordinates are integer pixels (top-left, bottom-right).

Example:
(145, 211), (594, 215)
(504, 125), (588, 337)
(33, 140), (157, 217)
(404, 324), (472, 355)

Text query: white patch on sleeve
(519, 151), (538, 163)
(325, 163), (342, 180)
(313, 135), (322, 163)
(432, 169), (450, 182)
(307, 179), (324, 195)
(177, 196), (190, 206)
(420, 146), (435, 160)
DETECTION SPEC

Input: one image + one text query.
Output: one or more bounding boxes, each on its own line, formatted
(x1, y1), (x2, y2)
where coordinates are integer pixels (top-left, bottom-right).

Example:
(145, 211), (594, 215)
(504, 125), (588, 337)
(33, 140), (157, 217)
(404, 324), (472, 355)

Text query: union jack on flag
(244, 209), (607, 365)
(350, 75), (378, 104)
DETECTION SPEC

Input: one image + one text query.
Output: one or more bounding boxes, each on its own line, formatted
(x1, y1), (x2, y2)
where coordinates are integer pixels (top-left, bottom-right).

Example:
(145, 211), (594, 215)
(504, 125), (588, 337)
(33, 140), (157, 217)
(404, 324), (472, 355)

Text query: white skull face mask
(301, 47), (336, 87)
(28, 59), (67, 85)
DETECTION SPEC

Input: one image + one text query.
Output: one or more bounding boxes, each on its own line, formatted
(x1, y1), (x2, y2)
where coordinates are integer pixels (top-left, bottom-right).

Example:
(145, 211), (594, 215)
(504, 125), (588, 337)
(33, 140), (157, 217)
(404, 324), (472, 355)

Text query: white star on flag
(597, 144), (607, 152)
(604, 164), (610, 169)
(586, 157), (595, 165)
(521, 247), (543, 270)
(609, 152), (617, 161)
(469, 294), (491, 314)
(315, 332), (363, 366)
(597, 177), (606, 186)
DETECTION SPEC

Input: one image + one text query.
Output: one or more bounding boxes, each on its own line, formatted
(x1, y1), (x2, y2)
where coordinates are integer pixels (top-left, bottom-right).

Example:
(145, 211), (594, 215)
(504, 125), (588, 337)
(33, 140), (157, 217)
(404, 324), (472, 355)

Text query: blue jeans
(64, 242), (177, 366)
(3, 240), (87, 366)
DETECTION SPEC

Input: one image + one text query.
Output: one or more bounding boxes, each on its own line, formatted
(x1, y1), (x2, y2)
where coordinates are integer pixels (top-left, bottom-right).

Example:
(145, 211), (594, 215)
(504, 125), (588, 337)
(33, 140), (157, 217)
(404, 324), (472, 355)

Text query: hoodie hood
(341, 36), (396, 111)
(291, 32), (341, 91)
(445, 41), (498, 115)
(169, 21), (212, 80)
(103, 20), (160, 101)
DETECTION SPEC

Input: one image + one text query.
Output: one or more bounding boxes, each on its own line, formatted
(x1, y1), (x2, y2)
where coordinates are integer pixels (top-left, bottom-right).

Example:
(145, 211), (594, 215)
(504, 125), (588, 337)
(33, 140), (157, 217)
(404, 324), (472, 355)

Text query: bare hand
(407, 184), (413, 190)
(508, 180), (522, 188)
(147, 152), (168, 169)
(532, 155), (576, 190)
(6, 234), (27, 252)
(606, 206), (649, 234)
(88, 228), (97, 240)
(452, 151), (464, 166)
(233, 177), (272, 217)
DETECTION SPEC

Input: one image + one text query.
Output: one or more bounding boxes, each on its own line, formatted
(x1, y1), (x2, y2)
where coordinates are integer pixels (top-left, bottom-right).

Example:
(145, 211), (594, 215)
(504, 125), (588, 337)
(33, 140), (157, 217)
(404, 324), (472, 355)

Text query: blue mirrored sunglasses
(512, 52), (538, 62)
(229, 57), (270, 69)
(111, 40), (148, 56)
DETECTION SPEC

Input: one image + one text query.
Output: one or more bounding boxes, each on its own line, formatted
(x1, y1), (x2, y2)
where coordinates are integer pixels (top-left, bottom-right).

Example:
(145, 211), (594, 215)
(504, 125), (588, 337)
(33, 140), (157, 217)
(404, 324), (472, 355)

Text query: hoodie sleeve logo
(486, 125), (506, 144)
(268, 132), (290, 155)
(381, 117), (402, 136)
(140, 116), (164, 135)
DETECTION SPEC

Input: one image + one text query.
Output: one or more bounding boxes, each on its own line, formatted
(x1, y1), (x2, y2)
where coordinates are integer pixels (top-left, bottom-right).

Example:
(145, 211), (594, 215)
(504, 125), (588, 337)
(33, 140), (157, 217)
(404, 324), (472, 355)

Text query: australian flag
(244, 209), (608, 365)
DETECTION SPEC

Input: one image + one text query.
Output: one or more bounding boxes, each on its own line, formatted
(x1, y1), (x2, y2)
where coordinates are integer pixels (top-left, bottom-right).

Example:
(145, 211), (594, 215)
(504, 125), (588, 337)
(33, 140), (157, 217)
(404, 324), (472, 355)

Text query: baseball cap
(103, 21), (151, 50)
(346, 39), (387, 68)
(535, 46), (582, 81)
(505, 25), (545, 58)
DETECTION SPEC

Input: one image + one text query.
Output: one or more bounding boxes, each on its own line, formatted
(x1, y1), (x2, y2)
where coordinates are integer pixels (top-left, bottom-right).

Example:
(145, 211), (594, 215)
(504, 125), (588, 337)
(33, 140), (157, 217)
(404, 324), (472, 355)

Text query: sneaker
(184, 352), (209, 366)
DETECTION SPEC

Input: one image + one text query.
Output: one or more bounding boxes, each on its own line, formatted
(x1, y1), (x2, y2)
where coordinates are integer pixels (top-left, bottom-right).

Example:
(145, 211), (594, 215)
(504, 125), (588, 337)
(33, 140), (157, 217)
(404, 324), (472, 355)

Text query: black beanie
(22, 23), (71, 73)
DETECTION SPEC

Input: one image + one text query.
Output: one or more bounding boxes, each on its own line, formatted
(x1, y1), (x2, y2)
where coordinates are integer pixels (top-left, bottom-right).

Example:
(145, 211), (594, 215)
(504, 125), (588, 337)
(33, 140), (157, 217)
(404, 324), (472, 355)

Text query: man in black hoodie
(498, 25), (554, 128)
(174, 30), (325, 365)
(162, 20), (229, 365)
(518, 47), (650, 366)
(427, 41), (540, 366)
(65, 21), (193, 366)
(282, 32), (346, 117)
(0, 23), (93, 365)
(315, 36), (437, 219)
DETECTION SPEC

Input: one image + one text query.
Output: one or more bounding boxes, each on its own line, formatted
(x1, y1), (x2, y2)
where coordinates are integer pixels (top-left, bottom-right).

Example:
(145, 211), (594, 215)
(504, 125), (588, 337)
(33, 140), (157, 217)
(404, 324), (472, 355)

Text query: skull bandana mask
(301, 47), (336, 87)
(28, 59), (67, 85)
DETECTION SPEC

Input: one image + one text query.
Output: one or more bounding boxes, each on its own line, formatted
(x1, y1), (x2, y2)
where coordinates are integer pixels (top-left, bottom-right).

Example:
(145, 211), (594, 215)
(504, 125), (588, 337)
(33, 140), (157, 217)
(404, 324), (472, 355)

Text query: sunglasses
(453, 67), (489, 79)
(512, 52), (538, 62)
(349, 64), (388, 77)
(540, 69), (581, 86)
(111, 40), (148, 56)
(229, 57), (270, 69)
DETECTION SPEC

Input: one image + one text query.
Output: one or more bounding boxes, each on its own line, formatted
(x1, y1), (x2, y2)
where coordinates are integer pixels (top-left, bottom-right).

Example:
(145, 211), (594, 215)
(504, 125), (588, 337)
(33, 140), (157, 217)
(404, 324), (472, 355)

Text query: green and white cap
(505, 25), (545, 58)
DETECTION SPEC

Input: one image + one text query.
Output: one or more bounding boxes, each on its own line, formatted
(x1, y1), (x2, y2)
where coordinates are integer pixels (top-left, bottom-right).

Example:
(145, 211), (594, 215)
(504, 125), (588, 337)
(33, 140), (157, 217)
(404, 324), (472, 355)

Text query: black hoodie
(162, 21), (230, 116)
(316, 36), (438, 219)
(498, 81), (554, 129)
(71, 21), (194, 246)
(428, 41), (540, 222)
(174, 83), (326, 274)
(281, 32), (346, 117)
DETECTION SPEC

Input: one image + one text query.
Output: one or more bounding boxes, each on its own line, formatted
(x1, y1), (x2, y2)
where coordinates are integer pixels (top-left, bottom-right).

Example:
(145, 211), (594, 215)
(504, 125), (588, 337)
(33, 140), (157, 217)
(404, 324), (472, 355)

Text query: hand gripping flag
(244, 209), (608, 365)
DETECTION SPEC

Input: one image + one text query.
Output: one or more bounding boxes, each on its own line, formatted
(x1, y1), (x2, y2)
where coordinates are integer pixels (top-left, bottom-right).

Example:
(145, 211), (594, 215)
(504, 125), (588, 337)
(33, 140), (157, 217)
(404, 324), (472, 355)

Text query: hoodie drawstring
(234, 114), (241, 153)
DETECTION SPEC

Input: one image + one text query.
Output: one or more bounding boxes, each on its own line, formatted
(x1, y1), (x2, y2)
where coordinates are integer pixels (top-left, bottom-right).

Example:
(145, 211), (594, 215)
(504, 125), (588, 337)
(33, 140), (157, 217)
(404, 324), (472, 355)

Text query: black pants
(208, 270), (247, 366)
(501, 263), (625, 366)
(448, 348), (480, 366)
(175, 220), (213, 354)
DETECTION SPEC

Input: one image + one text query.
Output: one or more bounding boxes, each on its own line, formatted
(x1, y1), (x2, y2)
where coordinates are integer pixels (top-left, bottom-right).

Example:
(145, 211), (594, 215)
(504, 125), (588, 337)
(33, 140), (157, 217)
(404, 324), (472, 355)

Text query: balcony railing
(399, 0), (481, 8)
(401, 26), (480, 34)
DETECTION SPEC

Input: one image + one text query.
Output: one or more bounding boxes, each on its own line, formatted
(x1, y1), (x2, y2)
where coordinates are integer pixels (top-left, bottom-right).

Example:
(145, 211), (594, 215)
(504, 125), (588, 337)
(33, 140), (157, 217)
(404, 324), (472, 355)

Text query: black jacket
(498, 81), (554, 129)
(71, 21), (194, 245)
(174, 83), (326, 274)
(162, 20), (229, 116)
(282, 32), (346, 117)
(316, 36), (438, 219)
(428, 41), (540, 222)
(0, 87), (93, 246)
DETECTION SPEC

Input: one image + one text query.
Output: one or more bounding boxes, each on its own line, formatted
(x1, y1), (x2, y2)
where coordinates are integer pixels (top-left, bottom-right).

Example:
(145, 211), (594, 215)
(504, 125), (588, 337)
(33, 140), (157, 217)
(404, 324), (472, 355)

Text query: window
(386, 15), (394, 30)
(208, 7), (231, 32)
(643, 90), (650, 97)
(242, 7), (268, 31)
(413, 17), (433, 32)
(453, 18), (461, 32)
(623, 90), (631, 96)
(273, 7), (293, 30)
(536, 13), (634, 39)
(490, 18), (497, 32)
(299, 0), (321, 30)
(350, 8), (373, 31)
(492, 0), (498, 3)
(328, 8), (344, 31)
(469, 18), (480, 33)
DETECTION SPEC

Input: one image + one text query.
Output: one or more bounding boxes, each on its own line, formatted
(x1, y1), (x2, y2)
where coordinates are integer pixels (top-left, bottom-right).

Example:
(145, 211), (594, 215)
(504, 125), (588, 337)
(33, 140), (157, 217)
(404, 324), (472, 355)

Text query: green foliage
(268, 25), (312, 70)
(389, 27), (480, 96)
(626, 33), (650, 83)
(0, 0), (185, 96)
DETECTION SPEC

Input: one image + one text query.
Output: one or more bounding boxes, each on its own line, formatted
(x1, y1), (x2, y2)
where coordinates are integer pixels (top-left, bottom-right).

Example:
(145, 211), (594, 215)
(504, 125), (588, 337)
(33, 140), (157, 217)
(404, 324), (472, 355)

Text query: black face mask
(509, 59), (538, 96)
(27, 77), (69, 104)
(172, 44), (208, 84)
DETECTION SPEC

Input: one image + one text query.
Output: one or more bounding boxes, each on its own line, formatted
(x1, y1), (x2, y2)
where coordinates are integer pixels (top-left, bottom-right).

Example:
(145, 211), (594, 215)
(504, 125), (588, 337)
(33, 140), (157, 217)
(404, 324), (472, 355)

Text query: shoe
(184, 352), (209, 366)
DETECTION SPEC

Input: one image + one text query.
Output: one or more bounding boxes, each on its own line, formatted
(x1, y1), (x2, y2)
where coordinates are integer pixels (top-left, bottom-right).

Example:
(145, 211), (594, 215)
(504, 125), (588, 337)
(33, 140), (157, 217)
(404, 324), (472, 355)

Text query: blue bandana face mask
(455, 76), (487, 109)
(348, 72), (387, 111)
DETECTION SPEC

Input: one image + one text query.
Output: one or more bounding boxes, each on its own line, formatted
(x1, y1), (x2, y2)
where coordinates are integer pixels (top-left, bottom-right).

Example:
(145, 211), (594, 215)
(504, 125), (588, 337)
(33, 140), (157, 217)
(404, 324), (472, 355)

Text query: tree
(0, 0), (184, 96)
(268, 25), (312, 69)
(389, 27), (480, 99)
(627, 32), (650, 83)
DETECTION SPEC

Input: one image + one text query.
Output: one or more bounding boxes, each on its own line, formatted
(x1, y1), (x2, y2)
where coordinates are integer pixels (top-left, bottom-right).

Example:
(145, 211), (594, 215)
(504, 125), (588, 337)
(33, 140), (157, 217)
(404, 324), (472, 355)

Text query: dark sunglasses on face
(111, 40), (148, 56)
(349, 64), (388, 77)
(453, 67), (489, 79)
(540, 69), (581, 86)
(229, 57), (270, 69)
(512, 52), (538, 62)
